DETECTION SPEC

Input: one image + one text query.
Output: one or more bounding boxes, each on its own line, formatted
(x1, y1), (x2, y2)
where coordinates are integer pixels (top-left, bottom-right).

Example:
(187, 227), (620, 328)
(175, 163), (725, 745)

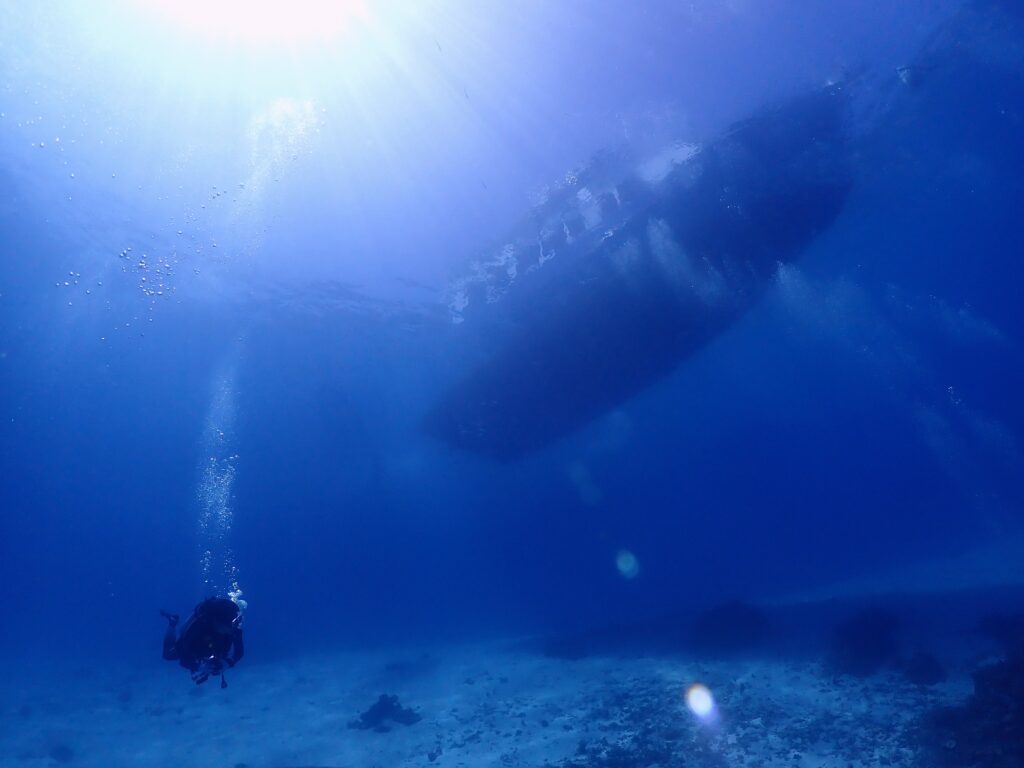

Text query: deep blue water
(1, 0), (1023, 687)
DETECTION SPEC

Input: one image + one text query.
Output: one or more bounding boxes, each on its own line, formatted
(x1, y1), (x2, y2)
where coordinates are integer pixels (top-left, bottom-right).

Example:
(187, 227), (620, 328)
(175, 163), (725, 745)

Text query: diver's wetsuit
(162, 597), (244, 686)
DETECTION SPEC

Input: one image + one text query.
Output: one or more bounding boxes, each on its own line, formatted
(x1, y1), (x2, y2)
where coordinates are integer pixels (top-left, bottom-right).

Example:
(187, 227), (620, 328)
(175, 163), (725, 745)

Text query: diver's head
(200, 596), (242, 632)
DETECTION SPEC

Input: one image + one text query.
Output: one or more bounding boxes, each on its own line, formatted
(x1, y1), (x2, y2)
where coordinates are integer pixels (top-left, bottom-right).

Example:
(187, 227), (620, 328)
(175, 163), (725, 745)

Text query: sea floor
(2, 643), (971, 768)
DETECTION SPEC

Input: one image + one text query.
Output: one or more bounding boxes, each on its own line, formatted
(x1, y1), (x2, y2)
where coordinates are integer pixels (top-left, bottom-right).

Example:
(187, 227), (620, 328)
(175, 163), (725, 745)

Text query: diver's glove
(160, 610), (180, 626)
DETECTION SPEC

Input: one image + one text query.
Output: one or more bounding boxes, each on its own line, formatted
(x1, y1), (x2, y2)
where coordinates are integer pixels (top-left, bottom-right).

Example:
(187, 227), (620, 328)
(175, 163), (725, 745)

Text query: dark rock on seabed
(826, 607), (900, 677)
(899, 651), (947, 687)
(349, 693), (422, 732)
(924, 622), (1024, 768)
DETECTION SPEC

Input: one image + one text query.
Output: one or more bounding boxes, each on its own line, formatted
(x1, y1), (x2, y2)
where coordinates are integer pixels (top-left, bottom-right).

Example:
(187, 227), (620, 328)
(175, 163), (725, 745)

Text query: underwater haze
(2, 2), (1024, 767)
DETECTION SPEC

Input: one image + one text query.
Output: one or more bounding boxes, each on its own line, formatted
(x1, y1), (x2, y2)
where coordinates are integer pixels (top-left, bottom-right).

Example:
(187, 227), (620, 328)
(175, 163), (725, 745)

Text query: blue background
(1, 0), (1022, 665)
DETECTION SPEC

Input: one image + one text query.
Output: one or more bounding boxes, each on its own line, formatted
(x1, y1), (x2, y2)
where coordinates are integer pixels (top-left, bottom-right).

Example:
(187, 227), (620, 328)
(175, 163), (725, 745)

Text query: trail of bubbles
(197, 354), (243, 601)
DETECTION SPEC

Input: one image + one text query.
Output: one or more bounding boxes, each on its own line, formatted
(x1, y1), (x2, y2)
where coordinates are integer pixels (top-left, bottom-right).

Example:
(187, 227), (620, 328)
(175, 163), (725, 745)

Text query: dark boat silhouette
(426, 83), (853, 459)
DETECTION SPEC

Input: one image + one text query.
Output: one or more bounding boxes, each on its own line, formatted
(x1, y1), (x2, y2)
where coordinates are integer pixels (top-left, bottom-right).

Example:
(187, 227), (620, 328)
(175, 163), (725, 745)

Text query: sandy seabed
(2, 643), (969, 768)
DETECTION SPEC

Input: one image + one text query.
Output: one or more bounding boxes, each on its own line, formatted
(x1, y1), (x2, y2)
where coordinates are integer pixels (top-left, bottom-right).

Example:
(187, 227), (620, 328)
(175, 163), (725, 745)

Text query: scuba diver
(161, 596), (244, 688)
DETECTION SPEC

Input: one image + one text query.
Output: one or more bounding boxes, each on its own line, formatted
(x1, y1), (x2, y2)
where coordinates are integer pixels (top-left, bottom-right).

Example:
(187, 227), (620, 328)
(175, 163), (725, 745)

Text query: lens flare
(616, 549), (640, 579)
(686, 683), (716, 721)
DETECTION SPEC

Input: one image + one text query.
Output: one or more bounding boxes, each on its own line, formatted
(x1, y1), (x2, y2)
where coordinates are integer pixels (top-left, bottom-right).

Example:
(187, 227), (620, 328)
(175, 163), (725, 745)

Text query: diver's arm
(162, 623), (179, 660)
(161, 611), (180, 660)
(227, 630), (244, 666)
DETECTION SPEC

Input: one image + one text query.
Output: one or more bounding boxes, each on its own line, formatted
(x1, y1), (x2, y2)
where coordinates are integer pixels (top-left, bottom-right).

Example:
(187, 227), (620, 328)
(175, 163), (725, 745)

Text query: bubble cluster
(197, 360), (243, 598)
